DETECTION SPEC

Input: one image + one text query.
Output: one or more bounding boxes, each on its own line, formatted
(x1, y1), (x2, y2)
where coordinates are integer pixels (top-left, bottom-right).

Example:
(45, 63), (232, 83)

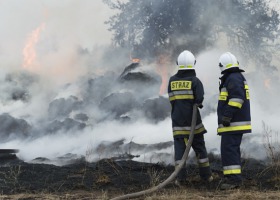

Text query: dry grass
(142, 189), (280, 200)
(1, 189), (280, 200)
(262, 122), (280, 182)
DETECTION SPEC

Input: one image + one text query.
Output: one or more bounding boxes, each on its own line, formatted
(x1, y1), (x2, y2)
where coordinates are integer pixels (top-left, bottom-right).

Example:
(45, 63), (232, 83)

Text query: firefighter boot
(205, 175), (214, 183)
(220, 183), (240, 190)
(219, 178), (242, 190)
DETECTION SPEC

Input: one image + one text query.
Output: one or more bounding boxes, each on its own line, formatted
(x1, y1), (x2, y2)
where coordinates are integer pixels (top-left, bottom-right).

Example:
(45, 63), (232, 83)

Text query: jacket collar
(219, 67), (245, 90)
(221, 67), (244, 75)
(175, 69), (196, 78)
(220, 67), (244, 81)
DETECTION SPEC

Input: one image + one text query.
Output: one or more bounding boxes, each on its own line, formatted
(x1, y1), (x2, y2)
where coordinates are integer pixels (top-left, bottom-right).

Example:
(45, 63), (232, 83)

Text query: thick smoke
(0, 0), (279, 166)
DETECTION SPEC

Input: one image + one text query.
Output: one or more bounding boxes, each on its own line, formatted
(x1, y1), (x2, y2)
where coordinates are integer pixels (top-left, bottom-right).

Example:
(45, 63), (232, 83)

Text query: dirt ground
(0, 154), (280, 200)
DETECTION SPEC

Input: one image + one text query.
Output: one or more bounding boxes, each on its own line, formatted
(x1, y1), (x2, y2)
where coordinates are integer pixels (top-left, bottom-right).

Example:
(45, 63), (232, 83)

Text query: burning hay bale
(99, 92), (140, 120)
(142, 96), (171, 123)
(46, 118), (86, 134)
(0, 114), (32, 141)
(48, 96), (83, 120)
(74, 113), (89, 122)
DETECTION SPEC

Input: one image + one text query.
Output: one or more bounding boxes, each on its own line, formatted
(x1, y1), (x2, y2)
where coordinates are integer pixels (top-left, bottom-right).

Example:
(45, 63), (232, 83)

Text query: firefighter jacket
(217, 68), (251, 135)
(168, 70), (207, 139)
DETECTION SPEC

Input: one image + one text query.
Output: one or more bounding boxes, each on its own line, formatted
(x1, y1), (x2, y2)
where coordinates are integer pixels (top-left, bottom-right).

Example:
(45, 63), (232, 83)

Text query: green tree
(104, 0), (279, 69)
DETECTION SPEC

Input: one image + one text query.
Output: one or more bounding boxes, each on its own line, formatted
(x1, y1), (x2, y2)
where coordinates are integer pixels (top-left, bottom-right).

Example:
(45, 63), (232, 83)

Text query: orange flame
(264, 78), (271, 89)
(22, 23), (45, 70)
(156, 54), (170, 95)
(129, 51), (141, 63)
(132, 58), (140, 63)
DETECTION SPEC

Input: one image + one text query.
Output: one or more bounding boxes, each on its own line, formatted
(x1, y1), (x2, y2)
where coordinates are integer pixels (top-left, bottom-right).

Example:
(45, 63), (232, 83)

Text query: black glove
(222, 116), (231, 127)
(196, 103), (203, 109)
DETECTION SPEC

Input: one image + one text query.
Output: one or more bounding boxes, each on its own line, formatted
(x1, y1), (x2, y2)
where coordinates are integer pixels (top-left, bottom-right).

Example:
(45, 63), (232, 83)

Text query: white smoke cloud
(0, 0), (279, 166)
(0, 0), (118, 83)
(1, 118), (173, 164)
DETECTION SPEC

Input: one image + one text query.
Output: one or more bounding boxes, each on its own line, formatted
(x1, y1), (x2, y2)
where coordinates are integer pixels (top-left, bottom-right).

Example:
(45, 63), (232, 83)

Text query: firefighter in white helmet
(217, 52), (251, 190)
(168, 50), (213, 186)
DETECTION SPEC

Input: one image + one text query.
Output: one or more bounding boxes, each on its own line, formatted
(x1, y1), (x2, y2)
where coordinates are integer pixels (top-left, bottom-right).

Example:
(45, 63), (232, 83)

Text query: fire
(156, 54), (170, 95)
(129, 51), (141, 63)
(131, 58), (140, 63)
(22, 23), (45, 71)
(264, 78), (271, 89)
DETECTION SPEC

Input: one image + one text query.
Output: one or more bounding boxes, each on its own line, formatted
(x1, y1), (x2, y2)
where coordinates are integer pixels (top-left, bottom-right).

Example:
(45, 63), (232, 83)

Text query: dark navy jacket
(168, 70), (207, 139)
(217, 68), (251, 135)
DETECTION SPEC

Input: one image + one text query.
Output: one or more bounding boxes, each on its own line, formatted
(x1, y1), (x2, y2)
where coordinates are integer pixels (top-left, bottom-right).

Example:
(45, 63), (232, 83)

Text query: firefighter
(217, 52), (251, 190)
(168, 50), (213, 186)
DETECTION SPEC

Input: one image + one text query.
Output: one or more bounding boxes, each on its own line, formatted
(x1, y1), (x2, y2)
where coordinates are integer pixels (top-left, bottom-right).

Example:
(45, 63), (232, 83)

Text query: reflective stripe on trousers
(223, 165), (241, 175)
(173, 123), (206, 136)
(197, 157), (210, 167)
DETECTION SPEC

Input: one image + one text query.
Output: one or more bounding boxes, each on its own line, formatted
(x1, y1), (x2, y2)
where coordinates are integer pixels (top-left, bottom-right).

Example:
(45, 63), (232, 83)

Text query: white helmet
(219, 52), (239, 72)
(176, 50), (196, 70)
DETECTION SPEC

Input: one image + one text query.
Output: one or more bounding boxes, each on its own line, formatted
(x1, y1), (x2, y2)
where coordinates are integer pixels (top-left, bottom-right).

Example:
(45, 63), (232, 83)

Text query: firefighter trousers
(174, 134), (212, 181)
(221, 133), (243, 184)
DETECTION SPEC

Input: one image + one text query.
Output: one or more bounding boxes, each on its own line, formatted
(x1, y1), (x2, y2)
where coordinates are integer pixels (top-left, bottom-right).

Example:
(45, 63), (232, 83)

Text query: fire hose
(110, 104), (198, 200)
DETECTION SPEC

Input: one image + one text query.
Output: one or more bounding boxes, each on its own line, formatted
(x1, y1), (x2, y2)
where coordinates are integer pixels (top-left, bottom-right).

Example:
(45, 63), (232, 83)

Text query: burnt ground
(0, 153), (279, 199)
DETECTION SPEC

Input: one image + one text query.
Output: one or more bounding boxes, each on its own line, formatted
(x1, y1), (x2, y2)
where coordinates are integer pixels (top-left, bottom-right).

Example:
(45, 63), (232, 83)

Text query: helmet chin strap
(219, 62), (224, 72)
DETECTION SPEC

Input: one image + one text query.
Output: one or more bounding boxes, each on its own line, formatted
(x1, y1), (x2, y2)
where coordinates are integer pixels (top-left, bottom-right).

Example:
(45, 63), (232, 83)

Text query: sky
(0, 0), (280, 165)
